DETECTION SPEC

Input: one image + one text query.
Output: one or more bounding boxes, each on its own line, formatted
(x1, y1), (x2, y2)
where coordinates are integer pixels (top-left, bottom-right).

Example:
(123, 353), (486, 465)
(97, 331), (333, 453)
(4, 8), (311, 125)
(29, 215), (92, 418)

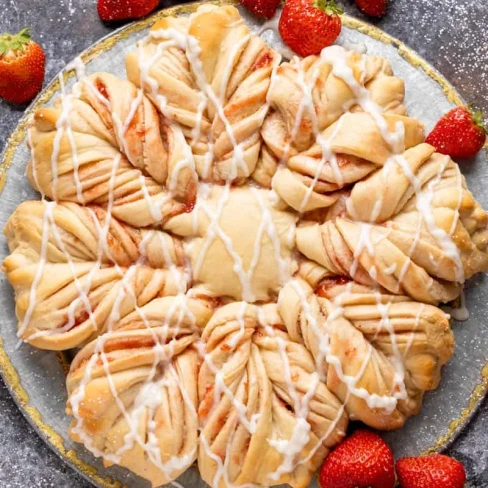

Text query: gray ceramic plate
(0, 1), (487, 487)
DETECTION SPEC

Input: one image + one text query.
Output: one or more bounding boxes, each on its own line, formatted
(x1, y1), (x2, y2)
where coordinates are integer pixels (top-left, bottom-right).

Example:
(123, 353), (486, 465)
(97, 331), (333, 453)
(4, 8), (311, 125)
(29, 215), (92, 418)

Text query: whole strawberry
(0, 28), (45, 105)
(319, 429), (395, 488)
(426, 105), (487, 159)
(241, 0), (280, 19)
(355, 0), (387, 17)
(279, 0), (342, 57)
(98, 0), (160, 22)
(396, 454), (466, 488)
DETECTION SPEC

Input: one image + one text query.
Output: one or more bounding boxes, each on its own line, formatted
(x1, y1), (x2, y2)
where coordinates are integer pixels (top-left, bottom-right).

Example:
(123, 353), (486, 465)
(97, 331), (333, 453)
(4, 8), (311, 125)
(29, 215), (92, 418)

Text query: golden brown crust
(66, 297), (211, 486)
(197, 302), (348, 488)
(279, 279), (454, 430)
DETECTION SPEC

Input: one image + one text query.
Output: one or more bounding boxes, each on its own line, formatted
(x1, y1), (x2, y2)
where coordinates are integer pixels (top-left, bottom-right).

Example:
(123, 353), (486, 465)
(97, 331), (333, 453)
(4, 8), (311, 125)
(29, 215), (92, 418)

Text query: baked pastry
(198, 303), (348, 487)
(125, 5), (280, 184)
(27, 72), (195, 227)
(3, 200), (187, 349)
(66, 296), (213, 486)
(2, 4), (488, 488)
(279, 278), (454, 430)
(296, 143), (488, 304)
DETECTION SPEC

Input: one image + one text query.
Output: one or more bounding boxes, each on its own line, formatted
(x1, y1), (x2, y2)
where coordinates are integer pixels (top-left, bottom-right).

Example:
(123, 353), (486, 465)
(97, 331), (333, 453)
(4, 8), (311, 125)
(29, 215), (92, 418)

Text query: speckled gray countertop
(0, 0), (487, 486)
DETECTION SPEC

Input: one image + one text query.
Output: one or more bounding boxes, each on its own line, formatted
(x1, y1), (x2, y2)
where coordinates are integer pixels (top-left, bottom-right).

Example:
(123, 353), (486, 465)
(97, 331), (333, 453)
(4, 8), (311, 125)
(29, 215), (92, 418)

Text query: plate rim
(0, 1), (486, 486)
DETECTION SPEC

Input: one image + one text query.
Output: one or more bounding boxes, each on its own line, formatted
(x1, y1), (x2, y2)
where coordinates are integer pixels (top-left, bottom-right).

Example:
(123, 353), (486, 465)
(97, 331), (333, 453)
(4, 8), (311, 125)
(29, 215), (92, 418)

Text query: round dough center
(166, 186), (297, 302)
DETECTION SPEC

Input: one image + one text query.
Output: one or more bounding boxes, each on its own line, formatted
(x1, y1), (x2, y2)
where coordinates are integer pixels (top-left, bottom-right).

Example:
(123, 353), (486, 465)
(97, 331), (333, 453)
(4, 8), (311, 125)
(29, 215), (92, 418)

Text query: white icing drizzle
(139, 173), (163, 221)
(300, 117), (345, 212)
(404, 303), (425, 356)
(373, 296), (408, 402)
(227, 301), (249, 348)
(257, 307), (318, 481)
(192, 184), (256, 302)
(199, 432), (258, 488)
(443, 289), (470, 322)
(66, 56), (86, 80)
(251, 187), (291, 285)
(349, 223), (375, 278)
(53, 72), (84, 203)
(394, 154), (465, 283)
(114, 88), (144, 160)
(14, 13), (471, 486)
(168, 125), (198, 193)
(197, 338), (261, 435)
(171, 481), (187, 488)
(17, 200), (53, 338)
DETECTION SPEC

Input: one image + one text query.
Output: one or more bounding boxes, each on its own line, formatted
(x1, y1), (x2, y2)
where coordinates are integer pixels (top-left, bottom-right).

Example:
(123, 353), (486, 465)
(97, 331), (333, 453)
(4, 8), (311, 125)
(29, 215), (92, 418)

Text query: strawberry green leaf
(468, 104), (488, 135)
(313, 0), (344, 16)
(17, 27), (31, 38)
(0, 27), (32, 55)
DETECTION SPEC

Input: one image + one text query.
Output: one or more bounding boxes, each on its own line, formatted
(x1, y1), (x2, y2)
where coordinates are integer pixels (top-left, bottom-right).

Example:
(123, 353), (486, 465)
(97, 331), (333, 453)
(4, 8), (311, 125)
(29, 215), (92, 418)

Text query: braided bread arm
(198, 303), (347, 488)
(26, 73), (194, 227)
(4, 200), (186, 268)
(2, 254), (186, 349)
(271, 113), (424, 212)
(81, 72), (197, 202)
(66, 296), (212, 486)
(347, 144), (488, 280)
(278, 279), (453, 430)
(317, 279), (454, 392)
(262, 46), (406, 158)
(126, 5), (280, 184)
(297, 216), (464, 304)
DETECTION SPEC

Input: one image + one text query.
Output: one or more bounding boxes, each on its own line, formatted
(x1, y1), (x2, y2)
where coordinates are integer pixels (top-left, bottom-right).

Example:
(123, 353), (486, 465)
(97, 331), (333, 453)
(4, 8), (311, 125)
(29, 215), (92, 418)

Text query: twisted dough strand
(198, 302), (348, 488)
(27, 72), (195, 227)
(278, 279), (453, 430)
(4, 200), (185, 268)
(66, 296), (213, 486)
(126, 5), (280, 184)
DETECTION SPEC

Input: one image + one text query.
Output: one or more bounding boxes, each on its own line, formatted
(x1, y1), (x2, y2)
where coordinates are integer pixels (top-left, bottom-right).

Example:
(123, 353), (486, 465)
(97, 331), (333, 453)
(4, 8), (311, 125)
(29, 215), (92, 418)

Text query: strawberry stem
(0, 28), (32, 57)
(313, 0), (344, 16)
(468, 104), (488, 136)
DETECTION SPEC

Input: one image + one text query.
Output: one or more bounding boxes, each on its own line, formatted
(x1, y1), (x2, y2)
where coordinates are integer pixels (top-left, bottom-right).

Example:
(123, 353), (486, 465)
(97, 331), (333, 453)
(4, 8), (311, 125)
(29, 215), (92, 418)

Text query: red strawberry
(355, 0), (387, 17)
(319, 429), (395, 488)
(97, 0), (160, 22)
(396, 454), (466, 488)
(426, 105), (487, 159)
(0, 28), (45, 105)
(241, 0), (280, 19)
(279, 0), (342, 57)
